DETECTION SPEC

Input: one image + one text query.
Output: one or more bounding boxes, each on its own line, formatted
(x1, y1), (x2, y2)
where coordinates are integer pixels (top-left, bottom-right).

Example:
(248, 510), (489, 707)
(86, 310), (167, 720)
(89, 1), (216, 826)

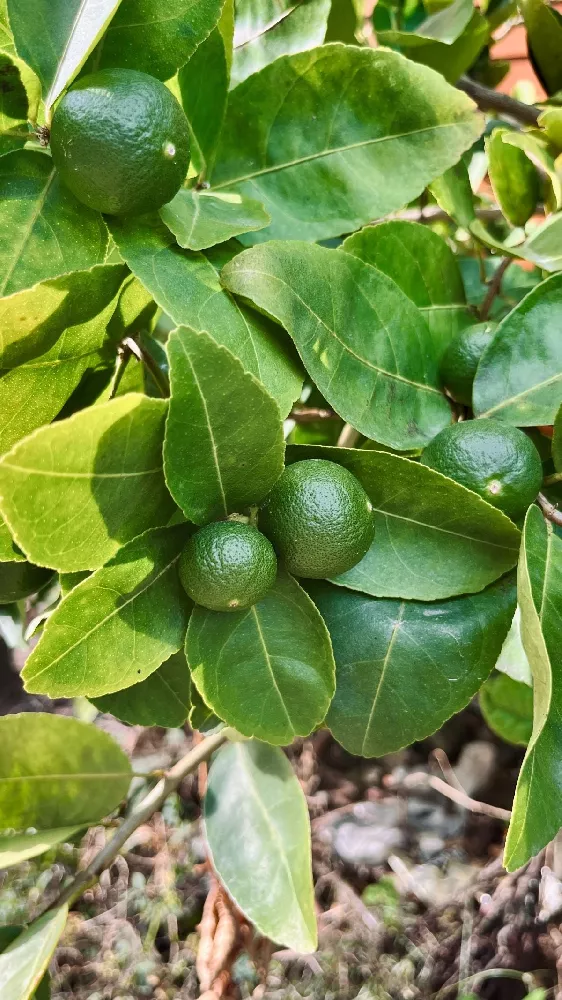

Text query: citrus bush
(0, 0), (562, 993)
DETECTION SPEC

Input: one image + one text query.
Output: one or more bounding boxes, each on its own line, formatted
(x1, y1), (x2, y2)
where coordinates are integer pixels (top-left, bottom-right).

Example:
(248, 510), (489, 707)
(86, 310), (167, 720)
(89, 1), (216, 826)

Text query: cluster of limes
(178, 460), (375, 613)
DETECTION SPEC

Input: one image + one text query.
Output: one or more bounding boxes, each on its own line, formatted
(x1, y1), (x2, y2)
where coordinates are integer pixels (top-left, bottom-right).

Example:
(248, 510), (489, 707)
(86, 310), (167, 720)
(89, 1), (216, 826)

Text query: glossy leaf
(502, 129), (562, 212)
(177, 0), (234, 176)
(92, 650), (192, 727)
(97, 0), (225, 80)
(342, 222), (469, 361)
(553, 402), (562, 470)
(519, 0), (562, 95)
(504, 507), (562, 870)
(0, 395), (175, 572)
(0, 713), (131, 829)
(0, 827), (83, 869)
(108, 215), (302, 417)
(480, 672), (533, 746)
(205, 740), (317, 952)
(23, 526), (190, 698)
(486, 128), (539, 227)
(187, 569), (335, 744)
(0, 150), (109, 296)
(495, 607), (532, 685)
(222, 241), (451, 450)
(7, 0), (121, 111)
(231, 0), (331, 87)
(286, 445), (521, 600)
(520, 213), (562, 273)
(165, 326), (284, 524)
(378, 8), (488, 84)
(473, 273), (562, 425)
(160, 189), (270, 251)
(0, 560), (52, 603)
(310, 574), (514, 757)
(210, 44), (483, 242)
(0, 514), (20, 561)
(0, 54), (29, 156)
(0, 263), (126, 371)
(0, 0), (14, 55)
(0, 907), (68, 1000)
(429, 159), (475, 228)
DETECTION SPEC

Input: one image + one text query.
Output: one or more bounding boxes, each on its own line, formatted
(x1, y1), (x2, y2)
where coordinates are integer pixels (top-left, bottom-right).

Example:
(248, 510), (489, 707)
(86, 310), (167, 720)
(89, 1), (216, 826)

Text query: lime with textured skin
(440, 322), (497, 406)
(179, 521), (277, 612)
(259, 459), (375, 579)
(50, 69), (190, 215)
(420, 419), (543, 520)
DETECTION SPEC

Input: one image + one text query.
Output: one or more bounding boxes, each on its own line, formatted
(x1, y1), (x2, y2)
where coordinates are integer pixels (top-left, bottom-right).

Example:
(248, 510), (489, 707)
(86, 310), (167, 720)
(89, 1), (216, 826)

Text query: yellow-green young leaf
(495, 607), (532, 685)
(0, 150), (109, 296)
(520, 212), (562, 273)
(342, 222), (470, 361)
(22, 526), (190, 698)
(0, 827), (83, 869)
(210, 45), (483, 243)
(504, 507), (562, 870)
(0, 53), (29, 156)
(107, 215), (303, 417)
(480, 672), (533, 746)
(164, 326), (284, 524)
(429, 159), (475, 228)
(0, 264), (127, 370)
(91, 649), (192, 727)
(0, 713), (131, 829)
(486, 128), (539, 227)
(187, 569), (335, 744)
(473, 273), (562, 425)
(160, 190), (270, 252)
(502, 130), (562, 212)
(0, 906), (68, 1000)
(222, 242), (451, 451)
(205, 741), (317, 953)
(231, 0), (331, 87)
(97, 0), (225, 80)
(519, 0), (562, 95)
(286, 445), (521, 600)
(0, 395), (175, 572)
(0, 0), (14, 55)
(0, 560), (52, 602)
(311, 575), (515, 757)
(0, 514), (21, 561)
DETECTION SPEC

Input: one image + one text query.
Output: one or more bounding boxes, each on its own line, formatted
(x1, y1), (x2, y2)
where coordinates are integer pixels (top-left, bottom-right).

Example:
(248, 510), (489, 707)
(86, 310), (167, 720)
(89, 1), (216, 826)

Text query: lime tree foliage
(1, 0), (562, 984)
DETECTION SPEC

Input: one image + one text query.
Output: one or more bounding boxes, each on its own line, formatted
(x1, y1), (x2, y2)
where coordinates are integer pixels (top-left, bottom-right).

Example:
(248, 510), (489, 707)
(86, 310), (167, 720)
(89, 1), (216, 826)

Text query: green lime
(420, 419), (543, 520)
(179, 521), (277, 613)
(50, 68), (190, 215)
(439, 322), (497, 406)
(259, 459), (375, 579)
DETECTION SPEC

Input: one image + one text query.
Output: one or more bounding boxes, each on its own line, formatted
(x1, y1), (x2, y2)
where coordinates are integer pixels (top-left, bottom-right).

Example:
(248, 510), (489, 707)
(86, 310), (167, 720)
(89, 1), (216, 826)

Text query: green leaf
(519, 212), (562, 273)
(0, 263), (127, 370)
(187, 569), (335, 743)
(553, 402), (562, 470)
(310, 573), (515, 757)
(502, 129), (562, 212)
(325, 0), (361, 43)
(0, 513), (21, 561)
(429, 159), (475, 228)
(0, 0), (14, 55)
(473, 273), (562, 425)
(91, 649), (192, 727)
(222, 241), (451, 450)
(286, 444), (521, 600)
(519, 0), (562, 95)
(190, 683), (219, 731)
(486, 128), (540, 227)
(164, 326), (284, 524)
(495, 607), (532, 685)
(107, 215), (302, 417)
(0, 827), (83, 869)
(0, 394), (175, 572)
(177, 0), (234, 176)
(342, 221), (469, 361)
(22, 526), (190, 698)
(205, 740), (317, 952)
(0, 906), (68, 1000)
(378, 2), (489, 84)
(7, 0), (121, 112)
(160, 189), (270, 252)
(0, 560), (52, 602)
(231, 0), (331, 87)
(0, 150), (109, 296)
(97, 0), (225, 80)
(59, 570), (90, 596)
(504, 506), (562, 870)
(0, 712), (131, 829)
(0, 54), (29, 156)
(479, 672), (533, 746)
(210, 44), (483, 242)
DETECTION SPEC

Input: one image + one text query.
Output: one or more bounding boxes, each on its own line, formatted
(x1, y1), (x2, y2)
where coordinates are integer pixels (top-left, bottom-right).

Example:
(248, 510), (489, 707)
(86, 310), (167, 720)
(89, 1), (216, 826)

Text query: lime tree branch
(44, 727), (234, 913)
(457, 77), (540, 127)
(537, 493), (562, 527)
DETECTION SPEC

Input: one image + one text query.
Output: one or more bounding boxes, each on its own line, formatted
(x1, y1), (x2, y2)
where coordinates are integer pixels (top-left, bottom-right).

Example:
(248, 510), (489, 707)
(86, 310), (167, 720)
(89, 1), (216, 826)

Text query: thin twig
(538, 492), (562, 527)
(479, 257), (511, 321)
(289, 406), (338, 423)
(337, 424), (361, 448)
(387, 770), (511, 822)
(43, 728), (233, 915)
(457, 76), (540, 126)
(373, 205), (508, 226)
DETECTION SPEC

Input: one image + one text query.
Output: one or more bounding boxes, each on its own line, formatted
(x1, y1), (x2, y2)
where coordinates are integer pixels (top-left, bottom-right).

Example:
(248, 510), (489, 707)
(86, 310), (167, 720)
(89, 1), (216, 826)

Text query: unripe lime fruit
(259, 459), (375, 579)
(179, 521), (277, 613)
(420, 419), (543, 521)
(439, 322), (497, 406)
(50, 68), (190, 215)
